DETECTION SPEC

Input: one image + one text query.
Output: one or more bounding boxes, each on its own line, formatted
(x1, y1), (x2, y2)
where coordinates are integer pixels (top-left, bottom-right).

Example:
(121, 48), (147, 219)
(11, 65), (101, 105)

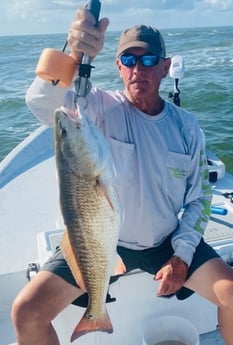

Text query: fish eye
(75, 121), (81, 130)
(58, 119), (67, 136)
(60, 127), (67, 137)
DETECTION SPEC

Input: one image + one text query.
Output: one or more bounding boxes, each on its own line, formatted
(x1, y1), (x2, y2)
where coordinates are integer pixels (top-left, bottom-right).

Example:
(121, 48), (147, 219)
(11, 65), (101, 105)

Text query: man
(11, 7), (233, 345)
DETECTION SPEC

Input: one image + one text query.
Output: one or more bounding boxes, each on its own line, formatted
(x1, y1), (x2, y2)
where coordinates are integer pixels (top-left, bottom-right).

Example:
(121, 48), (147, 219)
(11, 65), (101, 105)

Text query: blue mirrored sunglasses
(120, 54), (161, 67)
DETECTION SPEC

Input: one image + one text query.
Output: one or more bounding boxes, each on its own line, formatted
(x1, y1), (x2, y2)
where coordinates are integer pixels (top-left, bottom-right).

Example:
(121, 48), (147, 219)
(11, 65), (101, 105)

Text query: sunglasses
(120, 54), (161, 68)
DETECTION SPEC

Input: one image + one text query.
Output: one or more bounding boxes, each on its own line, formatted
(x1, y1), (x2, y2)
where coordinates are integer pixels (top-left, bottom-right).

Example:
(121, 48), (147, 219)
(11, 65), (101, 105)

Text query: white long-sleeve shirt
(26, 77), (212, 266)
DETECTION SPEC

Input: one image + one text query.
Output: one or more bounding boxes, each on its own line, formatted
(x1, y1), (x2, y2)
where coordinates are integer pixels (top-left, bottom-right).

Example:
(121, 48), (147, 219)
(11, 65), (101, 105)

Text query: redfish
(54, 106), (125, 342)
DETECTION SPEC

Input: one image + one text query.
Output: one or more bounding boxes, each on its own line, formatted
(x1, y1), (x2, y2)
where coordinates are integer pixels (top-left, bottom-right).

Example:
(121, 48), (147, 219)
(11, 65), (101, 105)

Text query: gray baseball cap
(117, 24), (166, 58)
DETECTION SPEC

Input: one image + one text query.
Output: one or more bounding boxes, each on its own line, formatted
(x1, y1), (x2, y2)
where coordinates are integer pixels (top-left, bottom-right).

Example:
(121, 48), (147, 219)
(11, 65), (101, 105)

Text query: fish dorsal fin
(61, 229), (86, 292)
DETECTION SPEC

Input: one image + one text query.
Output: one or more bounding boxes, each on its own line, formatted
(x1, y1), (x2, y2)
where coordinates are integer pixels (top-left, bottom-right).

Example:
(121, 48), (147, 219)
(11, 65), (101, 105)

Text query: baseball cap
(116, 24), (166, 58)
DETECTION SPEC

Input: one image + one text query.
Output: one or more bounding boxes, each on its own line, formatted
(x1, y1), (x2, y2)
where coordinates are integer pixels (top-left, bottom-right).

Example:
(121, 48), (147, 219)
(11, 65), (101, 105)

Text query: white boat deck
(0, 126), (233, 344)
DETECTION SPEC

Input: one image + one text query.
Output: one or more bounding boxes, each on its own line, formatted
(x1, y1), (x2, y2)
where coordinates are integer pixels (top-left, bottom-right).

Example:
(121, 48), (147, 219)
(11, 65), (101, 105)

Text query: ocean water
(0, 26), (233, 173)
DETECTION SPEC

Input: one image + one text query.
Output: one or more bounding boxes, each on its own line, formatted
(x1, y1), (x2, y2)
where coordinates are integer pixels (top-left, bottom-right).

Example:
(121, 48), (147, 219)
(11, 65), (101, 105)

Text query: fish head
(54, 106), (111, 179)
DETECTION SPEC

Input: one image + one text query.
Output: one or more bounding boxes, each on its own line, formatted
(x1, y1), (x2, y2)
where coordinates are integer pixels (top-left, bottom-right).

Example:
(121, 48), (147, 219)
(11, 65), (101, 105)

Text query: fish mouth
(56, 106), (83, 132)
(60, 106), (82, 124)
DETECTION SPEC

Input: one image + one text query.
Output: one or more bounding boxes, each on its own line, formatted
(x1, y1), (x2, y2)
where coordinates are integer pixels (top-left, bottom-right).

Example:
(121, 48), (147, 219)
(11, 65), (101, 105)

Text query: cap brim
(117, 41), (162, 57)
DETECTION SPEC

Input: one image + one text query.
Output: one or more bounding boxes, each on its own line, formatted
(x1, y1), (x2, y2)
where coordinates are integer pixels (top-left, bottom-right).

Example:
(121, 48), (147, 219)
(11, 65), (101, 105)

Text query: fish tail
(70, 308), (113, 342)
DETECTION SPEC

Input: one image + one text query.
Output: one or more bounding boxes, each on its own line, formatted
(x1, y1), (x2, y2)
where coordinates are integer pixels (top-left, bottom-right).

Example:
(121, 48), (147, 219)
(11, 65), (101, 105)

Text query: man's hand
(67, 7), (109, 62)
(154, 255), (188, 297)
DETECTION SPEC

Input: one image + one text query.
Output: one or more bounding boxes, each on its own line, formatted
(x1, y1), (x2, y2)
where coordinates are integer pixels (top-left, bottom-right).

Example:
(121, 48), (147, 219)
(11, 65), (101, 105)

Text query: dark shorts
(41, 236), (219, 305)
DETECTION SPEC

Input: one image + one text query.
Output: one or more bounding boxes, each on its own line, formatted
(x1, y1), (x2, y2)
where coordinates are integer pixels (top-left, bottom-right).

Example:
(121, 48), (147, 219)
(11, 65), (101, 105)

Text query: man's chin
(132, 87), (147, 96)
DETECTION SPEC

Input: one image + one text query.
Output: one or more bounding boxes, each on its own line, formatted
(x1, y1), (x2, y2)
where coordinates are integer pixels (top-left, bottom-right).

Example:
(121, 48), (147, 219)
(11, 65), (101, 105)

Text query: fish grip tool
(35, 0), (101, 88)
(75, 0), (101, 97)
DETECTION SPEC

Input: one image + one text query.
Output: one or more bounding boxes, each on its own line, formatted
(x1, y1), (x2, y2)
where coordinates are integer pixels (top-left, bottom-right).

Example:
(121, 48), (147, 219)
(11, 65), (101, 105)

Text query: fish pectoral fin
(112, 254), (126, 276)
(95, 177), (114, 210)
(61, 229), (86, 292)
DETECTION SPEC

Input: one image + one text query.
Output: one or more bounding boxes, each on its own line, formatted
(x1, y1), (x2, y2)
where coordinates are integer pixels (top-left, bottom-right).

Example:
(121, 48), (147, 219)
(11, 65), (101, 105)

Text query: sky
(0, 0), (233, 36)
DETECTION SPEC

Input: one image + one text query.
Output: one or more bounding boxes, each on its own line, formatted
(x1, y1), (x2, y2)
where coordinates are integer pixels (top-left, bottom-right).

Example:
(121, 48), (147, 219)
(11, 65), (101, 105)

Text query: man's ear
(161, 57), (171, 78)
(116, 58), (123, 79)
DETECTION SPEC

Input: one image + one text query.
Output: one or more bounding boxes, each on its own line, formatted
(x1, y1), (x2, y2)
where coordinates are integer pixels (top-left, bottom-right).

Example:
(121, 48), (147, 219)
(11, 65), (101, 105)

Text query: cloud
(204, 0), (233, 9)
(102, 0), (232, 11)
(2, 0), (233, 19)
(0, 0), (233, 35)
(102, 0), (194, 11)
(2, 0), (233, 21)
(0, 0), (80, 34)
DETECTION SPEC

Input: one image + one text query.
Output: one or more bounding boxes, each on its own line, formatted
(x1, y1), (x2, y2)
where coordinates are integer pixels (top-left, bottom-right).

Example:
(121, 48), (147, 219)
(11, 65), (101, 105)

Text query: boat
(1, 54), (233, 345)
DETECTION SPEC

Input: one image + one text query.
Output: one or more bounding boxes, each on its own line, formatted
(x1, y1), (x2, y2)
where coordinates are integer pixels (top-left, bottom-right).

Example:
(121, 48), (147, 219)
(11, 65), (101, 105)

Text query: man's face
(116, 47), (170, 102)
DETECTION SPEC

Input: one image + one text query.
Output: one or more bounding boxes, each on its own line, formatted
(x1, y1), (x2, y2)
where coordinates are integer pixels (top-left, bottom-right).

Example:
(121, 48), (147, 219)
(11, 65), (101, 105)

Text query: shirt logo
(168, 167), (189, 178)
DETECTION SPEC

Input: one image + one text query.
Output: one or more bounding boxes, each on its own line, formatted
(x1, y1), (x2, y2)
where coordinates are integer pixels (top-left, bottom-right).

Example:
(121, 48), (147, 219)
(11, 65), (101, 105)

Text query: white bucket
(142, 315), (199, 345)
